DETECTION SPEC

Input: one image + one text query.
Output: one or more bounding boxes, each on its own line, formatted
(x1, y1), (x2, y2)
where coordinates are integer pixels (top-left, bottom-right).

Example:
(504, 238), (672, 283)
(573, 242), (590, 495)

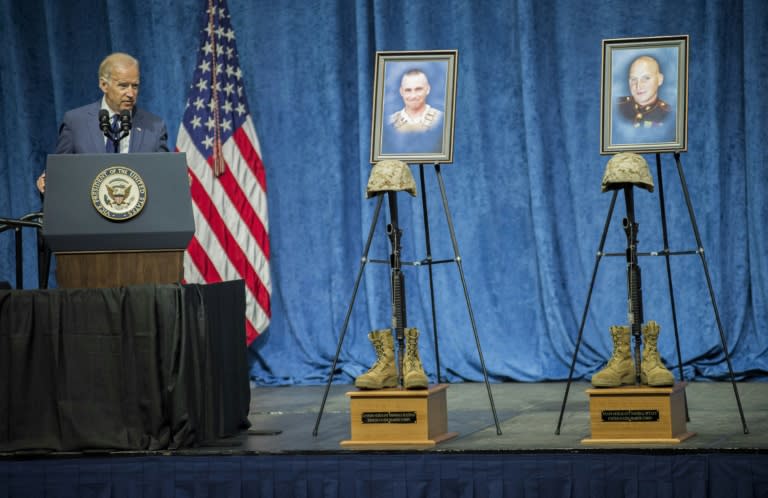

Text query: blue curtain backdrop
(1, 0), (766, 385)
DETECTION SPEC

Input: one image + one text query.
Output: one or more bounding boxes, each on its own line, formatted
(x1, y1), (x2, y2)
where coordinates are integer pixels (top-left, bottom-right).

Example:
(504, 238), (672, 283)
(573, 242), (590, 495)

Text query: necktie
(106, 114), (119, 153)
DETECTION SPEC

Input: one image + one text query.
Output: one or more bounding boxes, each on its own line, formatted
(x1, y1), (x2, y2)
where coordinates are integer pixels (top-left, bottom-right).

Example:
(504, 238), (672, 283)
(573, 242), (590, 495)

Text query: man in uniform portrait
(618, 55), (671, 127)
(388, 69), (444, 133)
(381, 68), (445, 155)
(615, 55), (674, 140)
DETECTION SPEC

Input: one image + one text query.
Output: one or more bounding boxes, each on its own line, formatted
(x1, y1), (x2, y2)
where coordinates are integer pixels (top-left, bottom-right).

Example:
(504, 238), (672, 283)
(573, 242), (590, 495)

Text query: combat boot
(355, 329), (398, 389)
(641, 321), (675, 387)
(591, 325), (635, 387)
(403, 328), (429, 389)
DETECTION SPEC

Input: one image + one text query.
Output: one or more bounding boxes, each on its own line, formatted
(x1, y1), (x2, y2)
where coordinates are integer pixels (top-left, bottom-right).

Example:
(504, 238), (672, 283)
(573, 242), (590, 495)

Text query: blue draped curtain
(1, 0), (766, 384)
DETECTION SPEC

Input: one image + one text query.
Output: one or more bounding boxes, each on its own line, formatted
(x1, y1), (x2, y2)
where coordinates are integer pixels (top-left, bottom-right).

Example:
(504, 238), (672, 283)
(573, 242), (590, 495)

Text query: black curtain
(0, 281), (250, 451)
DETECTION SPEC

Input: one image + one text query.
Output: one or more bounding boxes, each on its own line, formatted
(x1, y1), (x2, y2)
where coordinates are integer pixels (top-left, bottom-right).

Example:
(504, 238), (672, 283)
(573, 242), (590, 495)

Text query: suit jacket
(55, 101), (169, 154)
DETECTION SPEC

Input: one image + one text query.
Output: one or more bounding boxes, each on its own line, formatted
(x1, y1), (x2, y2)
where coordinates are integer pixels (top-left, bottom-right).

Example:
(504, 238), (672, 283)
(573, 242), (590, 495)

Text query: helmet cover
(601, 152), (655, 192)
(366, 160), (417, 198)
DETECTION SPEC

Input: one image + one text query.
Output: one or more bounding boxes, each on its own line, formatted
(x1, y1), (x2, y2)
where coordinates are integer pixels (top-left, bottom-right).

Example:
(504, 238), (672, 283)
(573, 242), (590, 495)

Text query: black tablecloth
(0, 281), (250, 452)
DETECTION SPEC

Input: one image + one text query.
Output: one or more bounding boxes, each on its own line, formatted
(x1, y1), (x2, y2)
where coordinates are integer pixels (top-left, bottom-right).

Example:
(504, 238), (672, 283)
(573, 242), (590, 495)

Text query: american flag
(177, 0), (271, 345)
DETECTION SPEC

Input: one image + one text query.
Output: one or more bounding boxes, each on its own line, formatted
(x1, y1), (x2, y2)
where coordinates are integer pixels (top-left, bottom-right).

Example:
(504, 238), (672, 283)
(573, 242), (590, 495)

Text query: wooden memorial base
(340, 384), (458, 448)
(582, 381), (695, 444)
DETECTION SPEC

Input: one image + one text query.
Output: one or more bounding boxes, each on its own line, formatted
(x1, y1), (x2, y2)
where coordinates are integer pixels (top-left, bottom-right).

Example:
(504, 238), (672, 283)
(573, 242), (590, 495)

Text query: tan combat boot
(355, 330), (398, 389)
(641, 321), (675, 387)
(403, 328), (429, 389)
(591, 325), (635, 387)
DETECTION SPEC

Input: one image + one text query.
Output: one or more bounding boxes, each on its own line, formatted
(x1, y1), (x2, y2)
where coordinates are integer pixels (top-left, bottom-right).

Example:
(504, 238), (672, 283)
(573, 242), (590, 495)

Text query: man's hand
(36, 172), (46, 194)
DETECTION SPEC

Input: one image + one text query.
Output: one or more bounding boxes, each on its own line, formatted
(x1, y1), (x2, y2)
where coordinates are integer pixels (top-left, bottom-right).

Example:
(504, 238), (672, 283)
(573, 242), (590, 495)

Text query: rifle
(622, 186), (643, 385)
(387, 191), (407, 387)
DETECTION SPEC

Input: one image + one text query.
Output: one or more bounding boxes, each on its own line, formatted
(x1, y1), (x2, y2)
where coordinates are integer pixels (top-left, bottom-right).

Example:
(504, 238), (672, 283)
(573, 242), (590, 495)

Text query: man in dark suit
(36, 52), (168, 193)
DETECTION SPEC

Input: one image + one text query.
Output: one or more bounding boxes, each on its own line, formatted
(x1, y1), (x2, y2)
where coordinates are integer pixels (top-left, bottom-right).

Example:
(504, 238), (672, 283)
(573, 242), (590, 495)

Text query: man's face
(399, 73), (430, 113)
(628, 57), (664, 107)
(100, 63), (140, 113)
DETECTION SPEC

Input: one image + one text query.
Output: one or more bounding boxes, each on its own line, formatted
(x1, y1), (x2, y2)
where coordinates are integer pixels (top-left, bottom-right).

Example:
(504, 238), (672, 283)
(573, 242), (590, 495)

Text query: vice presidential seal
(91, 166), (147, 221)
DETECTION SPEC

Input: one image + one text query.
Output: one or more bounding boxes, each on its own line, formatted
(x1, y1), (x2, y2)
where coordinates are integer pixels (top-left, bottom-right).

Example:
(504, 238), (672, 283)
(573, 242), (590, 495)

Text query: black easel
(555, 152), (749, 435)
(312, 163), (502, 437)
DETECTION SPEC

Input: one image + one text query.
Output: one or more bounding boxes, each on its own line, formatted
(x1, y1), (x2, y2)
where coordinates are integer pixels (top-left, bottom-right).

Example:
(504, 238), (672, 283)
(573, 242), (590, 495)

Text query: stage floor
(197, 381), (765, 455)
(3, 381), (765, 457)
(4, 381), (765, 498)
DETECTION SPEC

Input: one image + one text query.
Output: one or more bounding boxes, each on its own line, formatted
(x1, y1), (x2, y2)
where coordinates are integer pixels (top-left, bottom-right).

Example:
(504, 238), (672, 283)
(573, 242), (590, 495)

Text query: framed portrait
(600, 35), (688, 155)
(370, 50), (458, 164)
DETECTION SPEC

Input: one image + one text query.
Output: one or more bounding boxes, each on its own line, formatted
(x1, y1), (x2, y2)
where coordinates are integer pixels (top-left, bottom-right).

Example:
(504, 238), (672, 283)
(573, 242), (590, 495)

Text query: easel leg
(555, 190), (619, 435)
(418, 165), (442, 383)
(673, 153), (749, 434)
(434, 164), (502, 435)
(654, 153), (689, 421)
(312, 194), (385, 437)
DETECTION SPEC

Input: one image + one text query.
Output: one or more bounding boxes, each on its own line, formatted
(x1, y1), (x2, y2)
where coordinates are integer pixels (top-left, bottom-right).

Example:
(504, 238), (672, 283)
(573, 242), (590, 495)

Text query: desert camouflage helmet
(366, 160), (417, 198)
(601, 152), (655, 193)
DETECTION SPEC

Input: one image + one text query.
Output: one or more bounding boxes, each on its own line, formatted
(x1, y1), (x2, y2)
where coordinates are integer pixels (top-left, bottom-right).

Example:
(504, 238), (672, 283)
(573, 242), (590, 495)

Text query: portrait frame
(600, 35), (689, 155)
(370, 50), (458, 164)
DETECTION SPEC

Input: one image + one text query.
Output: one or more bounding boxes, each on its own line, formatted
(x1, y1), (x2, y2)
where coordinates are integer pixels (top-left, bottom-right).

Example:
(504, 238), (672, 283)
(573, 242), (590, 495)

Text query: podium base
(582, 381), (695, 444)
(340, 384), (457, 447)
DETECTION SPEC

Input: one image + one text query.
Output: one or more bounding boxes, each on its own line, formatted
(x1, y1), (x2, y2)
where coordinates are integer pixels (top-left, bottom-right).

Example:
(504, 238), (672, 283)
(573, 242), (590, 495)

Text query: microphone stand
(118, 110), (132, 141)
(101, 110), (132, 153)
(99, 112), (113, 151)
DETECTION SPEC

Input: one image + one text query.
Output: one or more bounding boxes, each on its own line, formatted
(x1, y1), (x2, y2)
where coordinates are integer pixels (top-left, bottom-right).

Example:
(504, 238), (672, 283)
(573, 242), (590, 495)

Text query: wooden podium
(582, 382), (695, 444)
(341, 384), (457, 447)
(56, 250), (184, 288)
(42, 152), (194, 288)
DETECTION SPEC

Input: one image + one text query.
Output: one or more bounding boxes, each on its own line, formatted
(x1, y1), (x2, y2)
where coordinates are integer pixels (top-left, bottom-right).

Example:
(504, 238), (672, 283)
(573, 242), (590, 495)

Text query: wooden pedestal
(56, 250), (184, 288)
(582, 381), (695, 444)
(340, 384), (458, 447)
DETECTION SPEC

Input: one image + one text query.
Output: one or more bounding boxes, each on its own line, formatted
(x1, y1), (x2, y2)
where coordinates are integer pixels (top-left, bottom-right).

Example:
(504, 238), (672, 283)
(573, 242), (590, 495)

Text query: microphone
(119, 109), (132, 135)
(98, 109), (111, 136)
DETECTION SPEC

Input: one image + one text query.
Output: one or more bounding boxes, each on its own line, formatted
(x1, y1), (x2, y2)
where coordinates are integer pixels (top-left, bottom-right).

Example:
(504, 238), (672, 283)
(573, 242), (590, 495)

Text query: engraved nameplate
(362, 411), (417, 424)
(601, 409), (660, 422)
